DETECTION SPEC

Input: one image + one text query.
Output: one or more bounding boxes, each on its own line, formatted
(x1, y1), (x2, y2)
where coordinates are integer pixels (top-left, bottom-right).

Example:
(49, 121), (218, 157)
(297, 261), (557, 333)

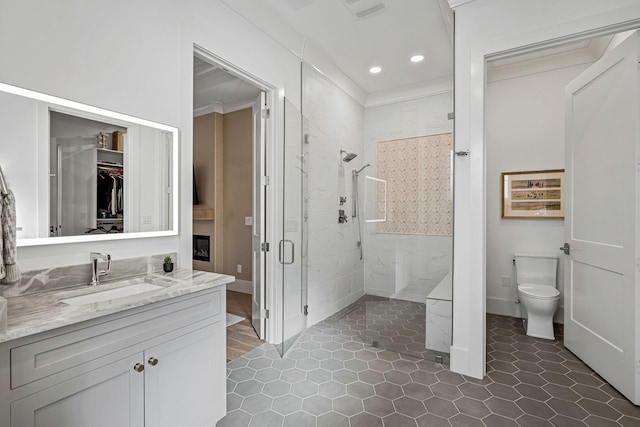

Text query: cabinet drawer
(11, 289), (221, 389)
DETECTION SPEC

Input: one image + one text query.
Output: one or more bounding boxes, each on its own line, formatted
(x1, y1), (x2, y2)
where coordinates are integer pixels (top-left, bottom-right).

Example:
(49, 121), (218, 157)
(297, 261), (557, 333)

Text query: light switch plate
(245, 217), (253, 226)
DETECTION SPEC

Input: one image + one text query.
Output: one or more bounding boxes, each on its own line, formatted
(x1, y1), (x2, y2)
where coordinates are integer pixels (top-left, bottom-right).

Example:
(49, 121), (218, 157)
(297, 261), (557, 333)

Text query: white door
(252, 92), (267, 338)
(145, 323), (225, 427)
(11, 353), (144, 427)
(564, 31), (639, 404)
(56, 139), (98, 236)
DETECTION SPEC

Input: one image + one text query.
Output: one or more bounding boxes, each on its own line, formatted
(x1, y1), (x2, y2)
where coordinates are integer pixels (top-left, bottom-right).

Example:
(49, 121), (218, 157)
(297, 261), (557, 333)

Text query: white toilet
(515, 253), (560, 340)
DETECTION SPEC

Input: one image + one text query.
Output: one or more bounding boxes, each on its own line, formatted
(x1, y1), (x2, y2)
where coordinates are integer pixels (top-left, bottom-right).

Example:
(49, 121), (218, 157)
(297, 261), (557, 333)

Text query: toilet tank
(514, 253), (558, 287)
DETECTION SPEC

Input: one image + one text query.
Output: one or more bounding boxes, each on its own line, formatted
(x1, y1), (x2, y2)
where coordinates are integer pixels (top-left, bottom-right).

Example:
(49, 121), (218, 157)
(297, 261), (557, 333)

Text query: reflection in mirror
(50, 112), (127, 237)
(0, 82), (179, 246)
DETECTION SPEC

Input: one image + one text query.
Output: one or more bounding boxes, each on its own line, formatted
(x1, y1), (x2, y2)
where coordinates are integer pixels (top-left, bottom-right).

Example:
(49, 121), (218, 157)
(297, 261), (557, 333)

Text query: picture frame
(501, 169), (565, 219)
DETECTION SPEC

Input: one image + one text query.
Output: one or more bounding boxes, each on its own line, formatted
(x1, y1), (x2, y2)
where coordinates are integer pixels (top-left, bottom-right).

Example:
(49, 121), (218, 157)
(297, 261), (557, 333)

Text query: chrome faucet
(90, 252), (111, 286)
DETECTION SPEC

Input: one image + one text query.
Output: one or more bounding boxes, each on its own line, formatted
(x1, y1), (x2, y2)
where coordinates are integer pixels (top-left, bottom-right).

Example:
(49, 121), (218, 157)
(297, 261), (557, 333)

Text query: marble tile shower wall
(363, 234), (452, 300)
(0, 253), (177, 298)
(362, 94), (454, 300)
(303, 65), (365, 326)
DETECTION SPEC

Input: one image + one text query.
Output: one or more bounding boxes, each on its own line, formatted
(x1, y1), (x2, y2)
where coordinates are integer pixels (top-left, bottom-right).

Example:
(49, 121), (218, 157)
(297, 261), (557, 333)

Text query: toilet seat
(518, 284), (560, 300)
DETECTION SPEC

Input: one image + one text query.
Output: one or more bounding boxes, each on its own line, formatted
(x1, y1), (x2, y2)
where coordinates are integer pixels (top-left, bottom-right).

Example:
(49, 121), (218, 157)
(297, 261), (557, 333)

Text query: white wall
(0, 92), (39, 241)
(363, 94), (453, 301)
(0, 0), (299, 276)
(0, 0), (309, 348)
(451, 0), (640, 379)
(486, 64), (590, 322)
(303, 65), (365, 326)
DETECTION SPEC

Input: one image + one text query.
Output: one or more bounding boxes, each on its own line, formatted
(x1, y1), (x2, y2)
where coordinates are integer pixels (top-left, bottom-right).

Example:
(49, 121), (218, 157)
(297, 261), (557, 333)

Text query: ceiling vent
(341, 0), (387, 19)
(284, 0), (314, 11)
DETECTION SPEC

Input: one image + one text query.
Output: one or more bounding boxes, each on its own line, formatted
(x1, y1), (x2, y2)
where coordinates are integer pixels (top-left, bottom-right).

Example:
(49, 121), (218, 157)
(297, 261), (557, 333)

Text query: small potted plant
(163, 256), (174, 273)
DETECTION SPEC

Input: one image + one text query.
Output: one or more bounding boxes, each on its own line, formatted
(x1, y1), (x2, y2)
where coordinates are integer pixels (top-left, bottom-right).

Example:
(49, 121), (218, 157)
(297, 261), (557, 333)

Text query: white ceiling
(195, 0), (454, 112)
(194, 1), (616, 113)
(261, 0), (454, 95)
(193, 56), (261, 116)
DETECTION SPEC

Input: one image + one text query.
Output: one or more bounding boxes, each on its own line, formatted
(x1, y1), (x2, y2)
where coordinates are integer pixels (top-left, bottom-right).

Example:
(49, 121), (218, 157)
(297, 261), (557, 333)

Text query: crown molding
(365, 77), (453, 108)
(194, 102), (223, 117)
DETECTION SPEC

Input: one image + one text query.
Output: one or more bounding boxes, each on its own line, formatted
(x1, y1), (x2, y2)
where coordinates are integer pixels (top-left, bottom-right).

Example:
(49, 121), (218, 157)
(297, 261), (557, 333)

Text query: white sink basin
(60, 282), (163, 306)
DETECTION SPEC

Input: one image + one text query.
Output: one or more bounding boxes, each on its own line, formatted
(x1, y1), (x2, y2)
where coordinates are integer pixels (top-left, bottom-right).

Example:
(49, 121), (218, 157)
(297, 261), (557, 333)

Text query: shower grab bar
(0, 164), (8, 195)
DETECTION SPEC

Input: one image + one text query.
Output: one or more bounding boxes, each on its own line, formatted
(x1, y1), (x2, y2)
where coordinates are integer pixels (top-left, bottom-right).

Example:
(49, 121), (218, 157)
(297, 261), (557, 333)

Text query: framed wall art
(501, 169), (565, 219)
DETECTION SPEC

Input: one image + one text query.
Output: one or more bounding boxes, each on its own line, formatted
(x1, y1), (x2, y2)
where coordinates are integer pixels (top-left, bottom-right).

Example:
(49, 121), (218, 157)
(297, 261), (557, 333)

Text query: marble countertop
(0, 269), (234, 344)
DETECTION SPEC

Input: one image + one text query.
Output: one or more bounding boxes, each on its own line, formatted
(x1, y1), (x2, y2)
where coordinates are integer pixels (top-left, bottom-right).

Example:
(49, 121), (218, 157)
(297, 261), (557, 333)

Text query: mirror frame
(0, 82), (180, 247)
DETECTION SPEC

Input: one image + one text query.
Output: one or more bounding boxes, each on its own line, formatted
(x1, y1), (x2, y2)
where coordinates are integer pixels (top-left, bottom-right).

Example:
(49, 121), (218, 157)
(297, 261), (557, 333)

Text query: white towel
(0, 190), (20, 284)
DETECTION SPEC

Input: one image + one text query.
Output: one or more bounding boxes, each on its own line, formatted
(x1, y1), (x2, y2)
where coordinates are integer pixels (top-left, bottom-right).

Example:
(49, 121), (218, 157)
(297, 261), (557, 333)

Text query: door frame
(479, 20), (640, 378)
(193, 45), (280, 344)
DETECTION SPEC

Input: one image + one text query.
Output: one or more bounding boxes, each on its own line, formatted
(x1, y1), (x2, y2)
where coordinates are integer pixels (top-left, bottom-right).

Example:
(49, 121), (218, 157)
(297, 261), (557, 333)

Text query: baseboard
(227, 279), (252, 294)
(486, 298), (522, 319)
(486, 297), (564, 324)
(364, 288), (394, 299)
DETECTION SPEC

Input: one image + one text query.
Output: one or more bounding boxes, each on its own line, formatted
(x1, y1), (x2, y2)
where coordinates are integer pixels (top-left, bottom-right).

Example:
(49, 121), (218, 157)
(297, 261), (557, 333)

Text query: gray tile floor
(361, 295), (448, 363)
(218, 299), (640, 427)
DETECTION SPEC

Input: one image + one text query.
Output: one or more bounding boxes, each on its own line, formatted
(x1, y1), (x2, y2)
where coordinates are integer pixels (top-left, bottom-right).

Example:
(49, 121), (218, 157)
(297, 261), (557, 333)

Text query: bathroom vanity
(0, 269), (233, 427)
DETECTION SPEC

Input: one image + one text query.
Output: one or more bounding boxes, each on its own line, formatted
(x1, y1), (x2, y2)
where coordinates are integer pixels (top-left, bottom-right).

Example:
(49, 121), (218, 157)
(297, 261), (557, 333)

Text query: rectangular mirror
(0, 82), (179, 246)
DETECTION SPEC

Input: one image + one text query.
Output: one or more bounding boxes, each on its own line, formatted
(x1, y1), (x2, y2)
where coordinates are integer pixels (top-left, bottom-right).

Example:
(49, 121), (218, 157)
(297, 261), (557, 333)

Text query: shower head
(341, 150), (358, 162)
(354, 164), (371, 175)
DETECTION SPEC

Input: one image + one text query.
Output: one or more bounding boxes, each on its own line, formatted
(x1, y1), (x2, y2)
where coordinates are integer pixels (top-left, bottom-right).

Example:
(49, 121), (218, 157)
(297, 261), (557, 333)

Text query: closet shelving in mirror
(0, 80), (179, 246)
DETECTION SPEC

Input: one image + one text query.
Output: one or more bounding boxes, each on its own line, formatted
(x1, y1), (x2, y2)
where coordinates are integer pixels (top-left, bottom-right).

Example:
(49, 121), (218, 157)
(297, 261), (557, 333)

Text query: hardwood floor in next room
(227, 290), (263, 362)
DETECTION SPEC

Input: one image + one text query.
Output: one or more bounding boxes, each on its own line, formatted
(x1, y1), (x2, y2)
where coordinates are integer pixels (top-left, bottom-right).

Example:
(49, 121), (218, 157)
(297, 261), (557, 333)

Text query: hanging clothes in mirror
(97, 166), (123, 232)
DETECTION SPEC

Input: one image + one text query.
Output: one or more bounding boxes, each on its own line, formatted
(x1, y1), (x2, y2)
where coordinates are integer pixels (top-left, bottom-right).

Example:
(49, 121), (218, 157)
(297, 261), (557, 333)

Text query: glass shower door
(362, 134), (454, 363)
(280, 98), (307, 355)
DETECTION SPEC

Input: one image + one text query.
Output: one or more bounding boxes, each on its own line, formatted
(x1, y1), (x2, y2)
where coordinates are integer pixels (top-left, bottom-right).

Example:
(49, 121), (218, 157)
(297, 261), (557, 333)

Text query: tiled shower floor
(358, 295), (448, 363)
(218, 298), (640, 426)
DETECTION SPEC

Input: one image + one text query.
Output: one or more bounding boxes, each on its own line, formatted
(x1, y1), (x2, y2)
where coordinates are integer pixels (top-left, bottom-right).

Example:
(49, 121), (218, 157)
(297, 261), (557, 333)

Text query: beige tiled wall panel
(376, 133), (453, 236)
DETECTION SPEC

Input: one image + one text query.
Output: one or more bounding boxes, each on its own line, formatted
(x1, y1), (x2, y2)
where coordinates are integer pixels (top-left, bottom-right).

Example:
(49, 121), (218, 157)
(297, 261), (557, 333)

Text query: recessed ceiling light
(410, 54), (425, 63)
(369, 66), (382, 74)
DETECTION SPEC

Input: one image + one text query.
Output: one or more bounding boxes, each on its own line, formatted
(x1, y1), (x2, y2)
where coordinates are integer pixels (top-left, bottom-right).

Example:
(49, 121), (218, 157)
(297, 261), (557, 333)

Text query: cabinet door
(145, 321), (225, 427)
(11, 353), (144, 427)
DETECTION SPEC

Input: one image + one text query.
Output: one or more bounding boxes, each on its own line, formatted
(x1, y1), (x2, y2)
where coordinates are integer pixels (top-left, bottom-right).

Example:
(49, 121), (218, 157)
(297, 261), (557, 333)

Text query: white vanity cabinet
(0, 287), (226, 427)
(144, 322), (223, 427)
(12, 352), (145, 427)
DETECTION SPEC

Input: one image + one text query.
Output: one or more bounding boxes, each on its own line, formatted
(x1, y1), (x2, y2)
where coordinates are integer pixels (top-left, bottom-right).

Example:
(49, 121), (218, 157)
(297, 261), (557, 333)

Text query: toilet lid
(518, 284), (560, 299)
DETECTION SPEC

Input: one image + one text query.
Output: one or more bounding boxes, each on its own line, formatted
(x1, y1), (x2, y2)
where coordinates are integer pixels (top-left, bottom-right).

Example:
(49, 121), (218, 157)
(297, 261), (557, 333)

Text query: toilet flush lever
(560, 243), (570, 255)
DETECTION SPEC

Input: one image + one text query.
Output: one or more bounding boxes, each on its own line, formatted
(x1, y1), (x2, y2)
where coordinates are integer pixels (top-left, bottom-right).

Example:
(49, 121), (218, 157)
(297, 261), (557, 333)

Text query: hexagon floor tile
(218, 300), (640, 426)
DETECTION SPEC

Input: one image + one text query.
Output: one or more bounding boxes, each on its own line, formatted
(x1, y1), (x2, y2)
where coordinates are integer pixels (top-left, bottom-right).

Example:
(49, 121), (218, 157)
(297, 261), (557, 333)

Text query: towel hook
(0, 164), (8, 195)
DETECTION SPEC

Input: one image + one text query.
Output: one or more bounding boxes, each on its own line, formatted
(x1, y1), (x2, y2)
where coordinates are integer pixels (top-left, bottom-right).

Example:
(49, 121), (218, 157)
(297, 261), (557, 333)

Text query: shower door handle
(279, 240), (295, 265)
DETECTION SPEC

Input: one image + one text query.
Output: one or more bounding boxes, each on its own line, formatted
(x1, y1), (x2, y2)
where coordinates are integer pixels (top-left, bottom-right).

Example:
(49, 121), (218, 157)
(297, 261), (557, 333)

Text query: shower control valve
(338, 209), (348, 224)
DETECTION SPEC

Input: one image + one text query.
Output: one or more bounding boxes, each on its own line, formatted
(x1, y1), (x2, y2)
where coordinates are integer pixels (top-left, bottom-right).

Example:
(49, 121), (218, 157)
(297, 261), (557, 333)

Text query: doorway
(484, 30), (640, 405)
(191, 49), (271, 360)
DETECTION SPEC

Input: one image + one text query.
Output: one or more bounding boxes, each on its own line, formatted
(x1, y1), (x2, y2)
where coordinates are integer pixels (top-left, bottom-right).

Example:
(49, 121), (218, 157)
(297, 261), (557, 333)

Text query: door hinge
(447, 112), (454, 120)
(261, 176), (270, 186)
(262, 108), (270, 119)
(303, 305), (309, 316)
(261, 308), (270, 319)
(261, 242), (269, 252)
